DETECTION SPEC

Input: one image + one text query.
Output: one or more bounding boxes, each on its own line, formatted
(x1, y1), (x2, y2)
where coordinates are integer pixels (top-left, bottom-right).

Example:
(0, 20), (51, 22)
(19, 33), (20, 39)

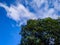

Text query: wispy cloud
(25, 0), (59, 18)
(0, 0), (60, 26)
(0, 3), (37, 26)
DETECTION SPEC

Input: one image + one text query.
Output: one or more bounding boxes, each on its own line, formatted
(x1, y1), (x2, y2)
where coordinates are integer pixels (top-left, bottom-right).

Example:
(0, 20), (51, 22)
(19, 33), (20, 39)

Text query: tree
(20, 17), (60, 45)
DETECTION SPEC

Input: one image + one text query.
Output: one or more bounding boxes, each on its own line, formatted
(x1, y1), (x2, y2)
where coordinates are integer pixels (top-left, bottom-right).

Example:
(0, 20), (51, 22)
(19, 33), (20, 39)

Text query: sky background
(0, 0), (60, 45)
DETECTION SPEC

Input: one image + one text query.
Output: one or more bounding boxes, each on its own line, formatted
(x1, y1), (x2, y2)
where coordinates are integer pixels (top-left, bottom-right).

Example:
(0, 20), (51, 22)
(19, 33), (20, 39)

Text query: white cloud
(54, 0), (60, 11)
(28, 0), (59, 18)
(32, 0), (45, 8)
(23, 0), (59, 19)
(0, 0), (60, 26)
(0, 3), (37, 26)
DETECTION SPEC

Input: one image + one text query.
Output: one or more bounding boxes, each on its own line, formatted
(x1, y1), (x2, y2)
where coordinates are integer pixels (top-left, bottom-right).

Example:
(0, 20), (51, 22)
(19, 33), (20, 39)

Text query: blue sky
(0, 0), (60, 45)
(0, 0), (21, 45)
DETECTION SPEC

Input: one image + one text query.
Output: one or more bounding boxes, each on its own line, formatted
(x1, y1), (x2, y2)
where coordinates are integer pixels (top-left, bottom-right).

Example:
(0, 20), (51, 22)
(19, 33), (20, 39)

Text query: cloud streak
(0, 0), (60, 26)
(0, 3), (37, 26)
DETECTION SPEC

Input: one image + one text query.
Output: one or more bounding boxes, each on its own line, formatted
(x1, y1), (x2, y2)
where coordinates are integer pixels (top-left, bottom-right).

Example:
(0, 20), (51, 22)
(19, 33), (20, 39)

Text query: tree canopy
(20, 17), (60, 45)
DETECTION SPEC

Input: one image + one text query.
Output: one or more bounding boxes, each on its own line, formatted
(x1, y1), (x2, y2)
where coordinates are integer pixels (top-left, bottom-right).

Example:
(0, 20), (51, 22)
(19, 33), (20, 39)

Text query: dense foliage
(20, 17), (60, 45)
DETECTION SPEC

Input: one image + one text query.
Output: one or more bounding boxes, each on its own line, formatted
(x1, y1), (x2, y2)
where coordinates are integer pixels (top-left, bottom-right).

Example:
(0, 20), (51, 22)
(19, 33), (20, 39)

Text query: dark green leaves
(20, 17), (60, 45)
